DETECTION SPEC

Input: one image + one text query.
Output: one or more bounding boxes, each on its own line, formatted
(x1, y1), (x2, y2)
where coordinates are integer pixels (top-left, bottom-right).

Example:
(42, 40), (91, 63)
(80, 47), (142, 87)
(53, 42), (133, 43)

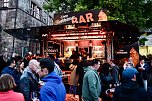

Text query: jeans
(69, 86), (77, 95)
(143, 79), (147, 91)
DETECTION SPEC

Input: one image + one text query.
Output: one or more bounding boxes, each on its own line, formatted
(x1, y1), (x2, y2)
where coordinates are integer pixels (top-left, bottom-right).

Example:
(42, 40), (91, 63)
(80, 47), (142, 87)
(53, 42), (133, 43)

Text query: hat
(122, 68), (138, 80)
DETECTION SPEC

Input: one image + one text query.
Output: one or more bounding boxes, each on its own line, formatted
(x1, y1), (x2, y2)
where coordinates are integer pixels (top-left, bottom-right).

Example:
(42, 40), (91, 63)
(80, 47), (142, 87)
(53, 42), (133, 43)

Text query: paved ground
(66, 94), (79, 101)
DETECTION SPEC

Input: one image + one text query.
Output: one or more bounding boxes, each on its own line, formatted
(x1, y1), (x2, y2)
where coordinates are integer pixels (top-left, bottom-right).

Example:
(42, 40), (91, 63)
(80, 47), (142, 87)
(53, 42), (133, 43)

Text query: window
(36, 7), (41, 19)
(42, 17), (47, 23)
(31, 2), (36, 16)
(3, 0), (9, 7)
(30, 1), (41, 19)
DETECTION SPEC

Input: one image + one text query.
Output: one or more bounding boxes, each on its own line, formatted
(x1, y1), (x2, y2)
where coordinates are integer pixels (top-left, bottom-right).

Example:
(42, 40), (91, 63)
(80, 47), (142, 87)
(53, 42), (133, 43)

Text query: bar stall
(40, 9), (112, 65)
(3, 9), (140, 97)
(4, 9), (140, 69)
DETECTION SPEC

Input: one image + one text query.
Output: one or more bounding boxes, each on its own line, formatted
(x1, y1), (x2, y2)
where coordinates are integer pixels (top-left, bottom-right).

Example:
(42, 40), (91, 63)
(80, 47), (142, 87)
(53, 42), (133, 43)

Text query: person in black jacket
(1, 58), (16, 76)
(76, 60), (90, 101)
(19, 59), (40, 101)
(12, 60), (24, 92)
(0, 53), (7, 73)
(112, 68), (151, 101)
(136, 58), (150, 90)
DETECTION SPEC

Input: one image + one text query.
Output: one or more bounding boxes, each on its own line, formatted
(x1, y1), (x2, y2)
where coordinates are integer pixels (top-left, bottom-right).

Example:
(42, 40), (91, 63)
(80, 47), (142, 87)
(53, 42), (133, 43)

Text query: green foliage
(43, 0), (79, 13)
(44, 0), (152, 29)
(80, 0), (99, 9)
(74, 2), (87, 11)
(139, 37), (148, 43)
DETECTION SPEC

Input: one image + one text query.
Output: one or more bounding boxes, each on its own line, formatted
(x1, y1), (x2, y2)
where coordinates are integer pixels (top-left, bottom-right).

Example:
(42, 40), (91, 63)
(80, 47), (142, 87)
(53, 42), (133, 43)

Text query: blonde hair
(0, 74), (16, 92)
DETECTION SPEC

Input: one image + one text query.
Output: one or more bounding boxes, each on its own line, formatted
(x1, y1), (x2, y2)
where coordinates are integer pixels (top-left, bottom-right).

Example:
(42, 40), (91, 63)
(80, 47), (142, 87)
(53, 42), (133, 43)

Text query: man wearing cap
(38, 58), (66, 101)
(112, 68), (151, 101)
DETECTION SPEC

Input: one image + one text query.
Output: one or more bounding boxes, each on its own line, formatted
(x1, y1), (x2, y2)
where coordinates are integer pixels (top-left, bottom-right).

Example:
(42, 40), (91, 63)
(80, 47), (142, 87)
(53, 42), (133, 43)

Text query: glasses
(34, 65), (41, 73)
(35, 65), (40, 69)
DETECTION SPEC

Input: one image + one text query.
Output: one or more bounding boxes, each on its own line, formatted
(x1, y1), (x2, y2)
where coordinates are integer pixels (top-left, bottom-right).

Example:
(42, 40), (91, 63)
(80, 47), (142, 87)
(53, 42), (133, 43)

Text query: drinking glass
(31, 91), (38, 101)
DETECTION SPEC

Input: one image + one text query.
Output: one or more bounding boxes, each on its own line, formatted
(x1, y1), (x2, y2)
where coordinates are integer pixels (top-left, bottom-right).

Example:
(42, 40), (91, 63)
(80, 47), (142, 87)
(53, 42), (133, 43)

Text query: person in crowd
(112, 68), (151, 101)
(69, 59), (79, 98)
(123, 62), (134, 70)
(1, 58), (16, 75)
(19, 59), (40, 101)
(0, 52), (7, 73)
(147, 59), (152, 99)
(35, 54), (42, 61)
(136, 57), (150, 91)
(49, 56), (62, 77)
(12, 60), (24, 92)
(23, 52), (32, 68)
(38, 58), (66, 101)
(70, 50), (80, 59)
(82, 59), (101, 101)
(76, 59), (90, 101)
(123, 57), (134, 69)
(0, 74), (25, 101)
(99, 63), (113, 101)
(110, 60), (120, 85)
(13, 53), (23, 63)
(53, 54), (61, 66)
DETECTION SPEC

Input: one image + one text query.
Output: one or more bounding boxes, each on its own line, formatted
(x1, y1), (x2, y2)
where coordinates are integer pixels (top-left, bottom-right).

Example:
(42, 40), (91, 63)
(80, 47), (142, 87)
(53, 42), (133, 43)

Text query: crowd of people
(0, 51), (152, 101)
(0, 52), (66, 101)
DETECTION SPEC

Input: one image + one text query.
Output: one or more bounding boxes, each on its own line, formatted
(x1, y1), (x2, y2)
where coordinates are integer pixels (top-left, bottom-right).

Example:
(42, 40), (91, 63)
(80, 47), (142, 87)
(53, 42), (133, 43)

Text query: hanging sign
(54, 9), (107, 25)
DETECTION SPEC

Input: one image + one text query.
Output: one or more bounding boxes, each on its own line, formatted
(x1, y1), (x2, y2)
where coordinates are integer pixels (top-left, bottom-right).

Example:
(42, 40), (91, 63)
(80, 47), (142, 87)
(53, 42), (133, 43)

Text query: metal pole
(12, 0), (18, 55)
(42, 35), (45, 56)
(111, 32), (114, 60)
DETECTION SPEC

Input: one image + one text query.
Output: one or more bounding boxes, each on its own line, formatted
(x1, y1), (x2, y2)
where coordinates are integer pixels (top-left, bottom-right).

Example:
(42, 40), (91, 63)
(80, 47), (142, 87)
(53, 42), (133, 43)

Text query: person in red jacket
(0, 74), (25, 101)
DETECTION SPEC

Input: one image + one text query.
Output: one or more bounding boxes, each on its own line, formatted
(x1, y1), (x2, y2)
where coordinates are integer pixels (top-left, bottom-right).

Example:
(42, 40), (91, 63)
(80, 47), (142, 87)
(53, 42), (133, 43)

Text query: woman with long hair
(12, 60), (24, 92)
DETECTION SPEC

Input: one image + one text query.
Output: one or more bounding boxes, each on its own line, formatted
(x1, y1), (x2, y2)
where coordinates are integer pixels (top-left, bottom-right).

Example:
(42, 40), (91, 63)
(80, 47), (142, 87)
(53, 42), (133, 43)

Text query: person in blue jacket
(39, 58), (66, 101)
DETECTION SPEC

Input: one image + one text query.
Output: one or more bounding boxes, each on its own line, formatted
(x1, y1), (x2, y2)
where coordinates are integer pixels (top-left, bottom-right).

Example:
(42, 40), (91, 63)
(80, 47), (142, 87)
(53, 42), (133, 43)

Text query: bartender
(69, 50), (80, 59)
(79, 48), (89, 60)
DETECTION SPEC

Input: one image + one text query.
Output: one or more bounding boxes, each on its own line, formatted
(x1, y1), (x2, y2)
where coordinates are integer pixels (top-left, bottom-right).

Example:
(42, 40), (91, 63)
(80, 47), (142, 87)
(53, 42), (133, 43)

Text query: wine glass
(31, 91), (38, 101)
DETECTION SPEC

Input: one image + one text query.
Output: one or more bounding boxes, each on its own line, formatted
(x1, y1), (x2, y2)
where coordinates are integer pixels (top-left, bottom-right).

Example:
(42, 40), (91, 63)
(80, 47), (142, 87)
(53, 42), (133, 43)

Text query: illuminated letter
(79, 15), (86, 23)
(86, 13), (94, 22)
(72, 16), (78, 23)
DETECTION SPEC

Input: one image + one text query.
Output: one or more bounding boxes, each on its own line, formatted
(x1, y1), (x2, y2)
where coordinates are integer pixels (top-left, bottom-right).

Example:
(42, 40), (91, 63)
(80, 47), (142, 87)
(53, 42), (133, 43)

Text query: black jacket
(112, 80), (151, 101)
(136, 63), (150, 80)
(0, 55), (7, 73)
(19, 69), (39, 101)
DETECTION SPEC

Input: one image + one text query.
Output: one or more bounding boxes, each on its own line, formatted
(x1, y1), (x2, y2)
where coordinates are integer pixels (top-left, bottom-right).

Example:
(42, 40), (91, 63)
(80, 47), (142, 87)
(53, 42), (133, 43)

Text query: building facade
(0, 0), (53, 56)
(139, 32), (152, 57)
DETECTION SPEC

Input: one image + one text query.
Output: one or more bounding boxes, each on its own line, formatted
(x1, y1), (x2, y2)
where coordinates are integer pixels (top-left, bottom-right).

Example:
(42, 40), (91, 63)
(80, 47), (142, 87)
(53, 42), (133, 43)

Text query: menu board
(47, 42), (60, 57)
(92, 46), (105, 58)
(64, 46), (76, 58)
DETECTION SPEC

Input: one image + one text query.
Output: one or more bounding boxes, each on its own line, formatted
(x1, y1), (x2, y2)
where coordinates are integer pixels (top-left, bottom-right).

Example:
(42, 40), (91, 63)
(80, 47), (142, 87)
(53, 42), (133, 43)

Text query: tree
(43, 0), (79, 13)
(43, 0), (152, 29)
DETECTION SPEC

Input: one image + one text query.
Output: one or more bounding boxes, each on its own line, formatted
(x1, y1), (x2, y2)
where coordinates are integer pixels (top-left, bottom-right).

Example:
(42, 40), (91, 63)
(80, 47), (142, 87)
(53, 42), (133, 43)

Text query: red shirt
(0, 90), (25, 101)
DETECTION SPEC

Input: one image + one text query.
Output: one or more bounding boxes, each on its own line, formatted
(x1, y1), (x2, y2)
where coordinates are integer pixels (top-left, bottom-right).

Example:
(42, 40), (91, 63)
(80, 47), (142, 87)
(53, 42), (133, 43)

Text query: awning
(3, 20), (140, 41)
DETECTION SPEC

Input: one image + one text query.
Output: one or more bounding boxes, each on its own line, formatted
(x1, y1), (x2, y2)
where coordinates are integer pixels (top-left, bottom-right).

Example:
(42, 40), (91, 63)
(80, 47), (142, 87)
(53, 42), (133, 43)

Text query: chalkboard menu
(47, 42), (60, 57)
